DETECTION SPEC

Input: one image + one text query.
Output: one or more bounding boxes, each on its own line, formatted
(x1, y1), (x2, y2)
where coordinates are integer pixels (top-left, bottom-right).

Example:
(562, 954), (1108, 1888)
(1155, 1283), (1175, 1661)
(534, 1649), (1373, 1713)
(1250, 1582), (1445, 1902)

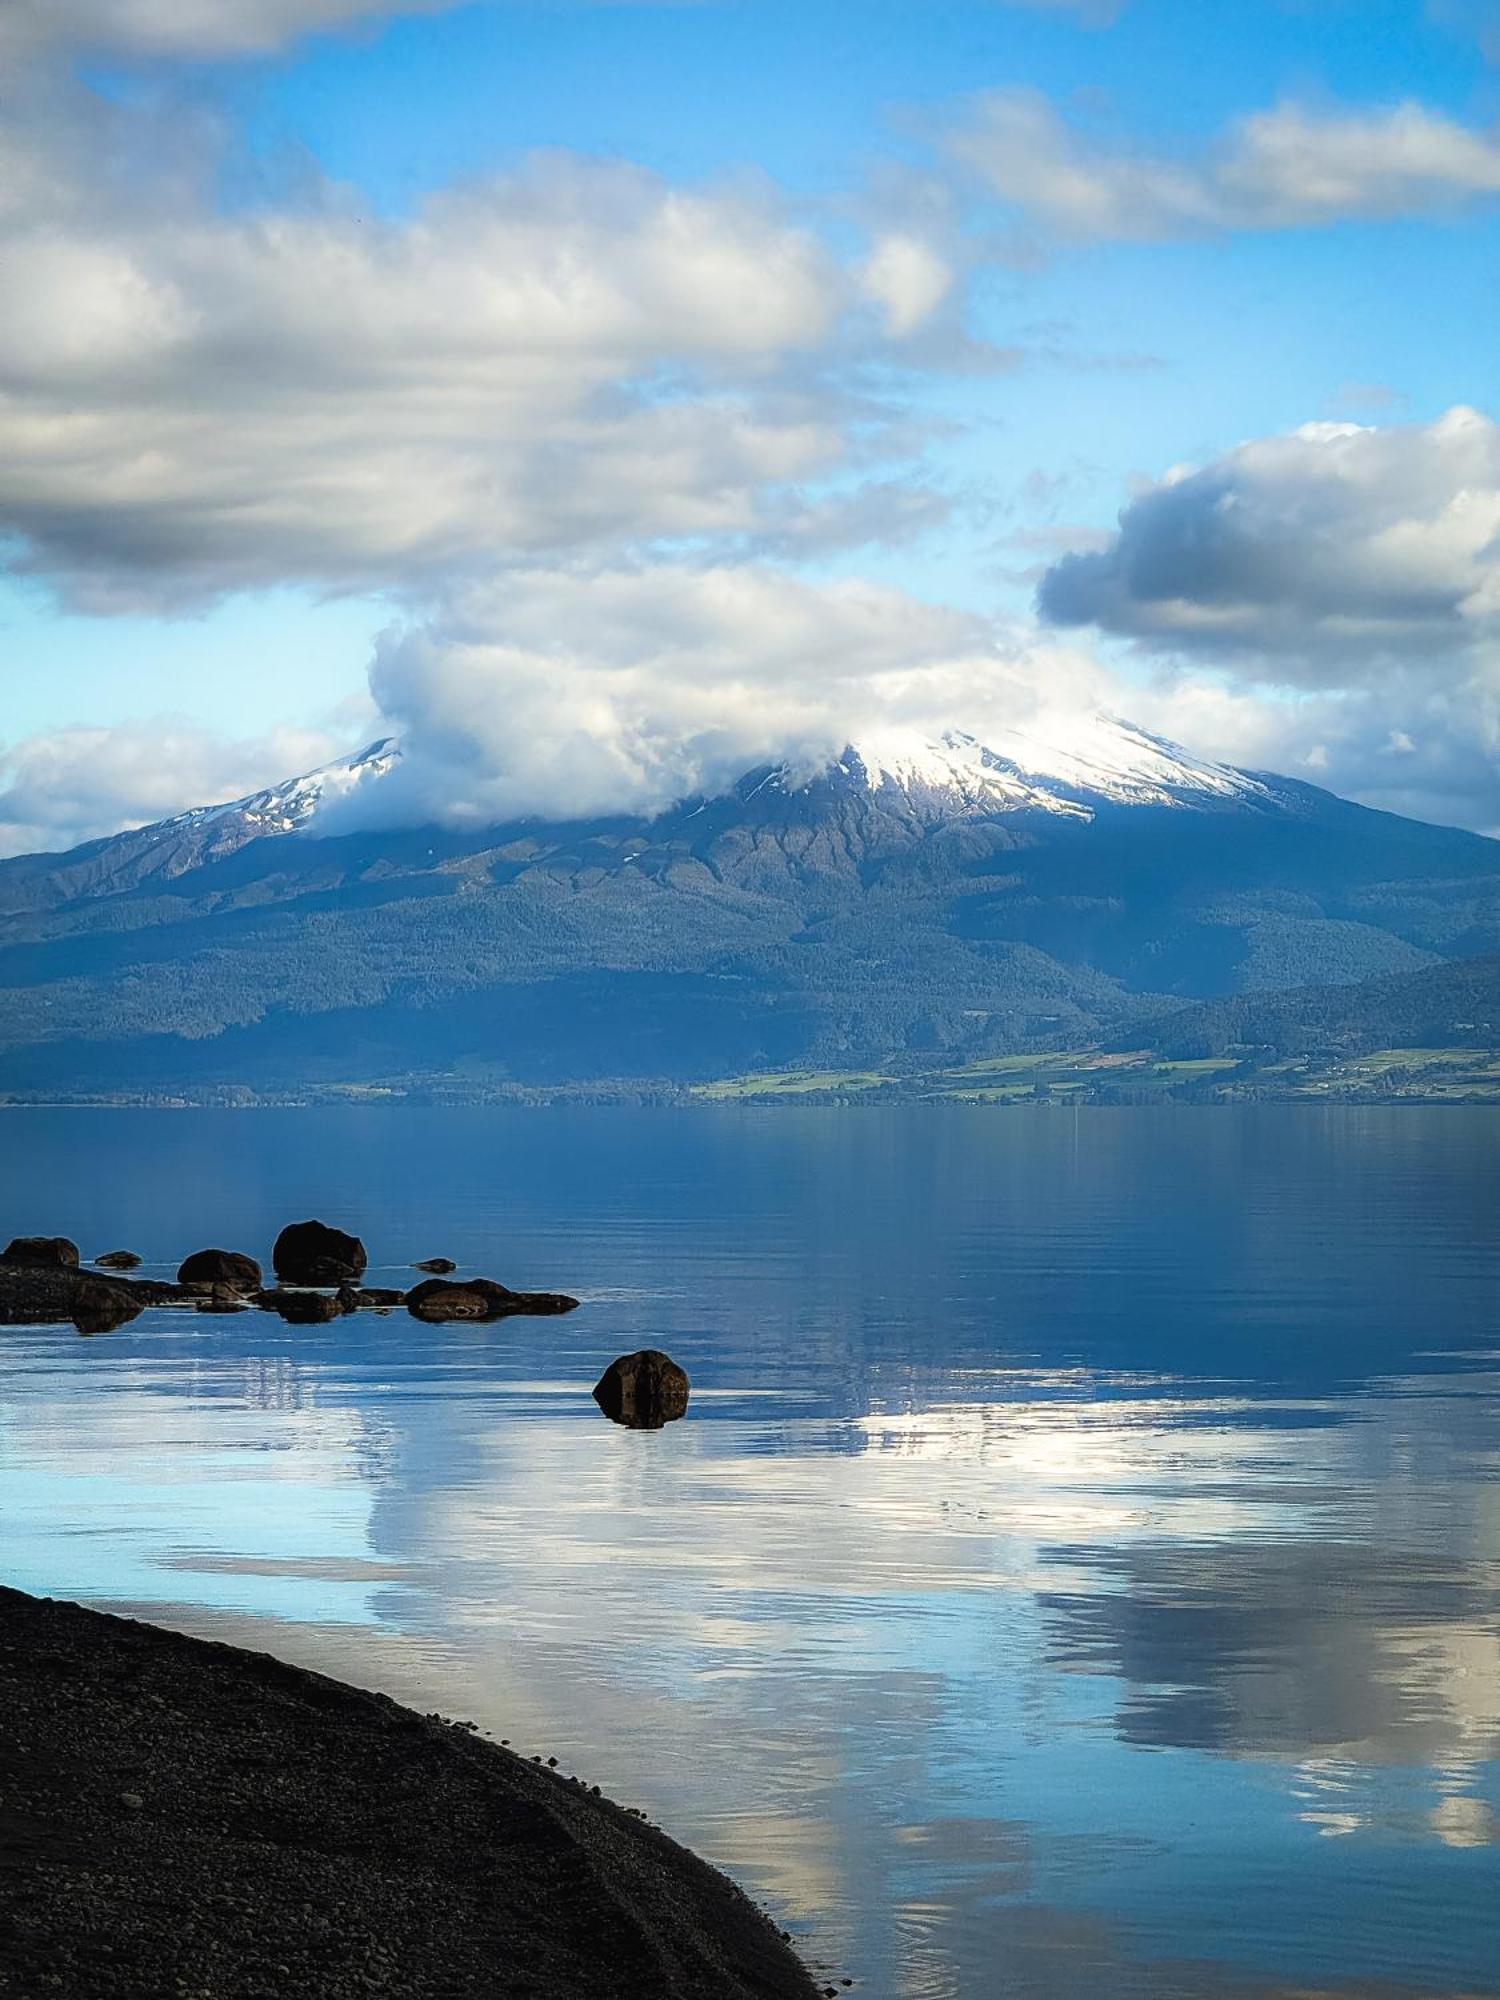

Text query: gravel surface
(0, 1589), (826, 2000)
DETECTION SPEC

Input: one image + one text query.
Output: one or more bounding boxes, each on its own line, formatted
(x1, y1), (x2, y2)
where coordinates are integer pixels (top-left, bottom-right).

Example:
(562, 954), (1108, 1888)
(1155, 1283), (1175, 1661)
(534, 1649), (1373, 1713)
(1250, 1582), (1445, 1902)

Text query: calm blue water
(2, 1106), (1499, 1998)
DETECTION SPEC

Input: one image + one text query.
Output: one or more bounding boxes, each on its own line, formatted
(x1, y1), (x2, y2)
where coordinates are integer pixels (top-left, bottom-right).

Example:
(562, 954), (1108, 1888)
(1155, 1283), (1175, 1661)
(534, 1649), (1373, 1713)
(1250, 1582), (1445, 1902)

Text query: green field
(692, 1045), (1500, 1105)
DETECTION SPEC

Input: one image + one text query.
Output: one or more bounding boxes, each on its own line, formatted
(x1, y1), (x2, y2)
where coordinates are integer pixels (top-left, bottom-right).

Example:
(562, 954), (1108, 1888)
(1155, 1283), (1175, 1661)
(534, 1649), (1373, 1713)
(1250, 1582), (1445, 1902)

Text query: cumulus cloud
(946, 91), (1500, 239)
(1035, 406), (1500, 830)
(331, 561), (1117, 828)
(1038, 405), (1500, 672)
(0, 720), (349, 858)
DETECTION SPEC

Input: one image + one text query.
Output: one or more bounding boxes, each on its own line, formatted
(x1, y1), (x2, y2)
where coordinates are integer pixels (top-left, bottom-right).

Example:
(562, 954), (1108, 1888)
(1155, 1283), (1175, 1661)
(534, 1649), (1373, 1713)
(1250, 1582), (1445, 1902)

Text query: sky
(3, 0), (1500, 852)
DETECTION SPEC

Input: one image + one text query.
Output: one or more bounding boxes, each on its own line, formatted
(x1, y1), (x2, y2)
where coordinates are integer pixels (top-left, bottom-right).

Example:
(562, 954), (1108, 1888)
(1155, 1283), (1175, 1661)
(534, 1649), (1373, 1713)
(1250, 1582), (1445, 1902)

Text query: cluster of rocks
(0, 1227), (693, 1428)
(0, 1224), (576, 1331)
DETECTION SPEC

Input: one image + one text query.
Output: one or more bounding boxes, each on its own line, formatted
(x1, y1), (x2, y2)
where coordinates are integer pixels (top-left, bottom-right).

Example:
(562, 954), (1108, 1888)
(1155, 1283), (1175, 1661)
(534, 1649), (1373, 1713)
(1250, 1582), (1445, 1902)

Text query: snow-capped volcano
(146, 714), (1266, 851)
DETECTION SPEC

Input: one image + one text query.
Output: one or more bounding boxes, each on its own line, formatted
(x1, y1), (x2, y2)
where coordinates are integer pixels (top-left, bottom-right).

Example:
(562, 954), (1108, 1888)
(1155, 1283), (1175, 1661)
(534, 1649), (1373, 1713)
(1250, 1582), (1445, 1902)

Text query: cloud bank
(0, 142), (901, 611)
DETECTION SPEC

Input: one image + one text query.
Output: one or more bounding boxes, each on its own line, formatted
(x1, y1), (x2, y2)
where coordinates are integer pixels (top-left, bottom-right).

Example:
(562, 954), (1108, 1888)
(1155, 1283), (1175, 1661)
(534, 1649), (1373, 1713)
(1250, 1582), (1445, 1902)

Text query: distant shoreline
(0, 1587), (823, 2000)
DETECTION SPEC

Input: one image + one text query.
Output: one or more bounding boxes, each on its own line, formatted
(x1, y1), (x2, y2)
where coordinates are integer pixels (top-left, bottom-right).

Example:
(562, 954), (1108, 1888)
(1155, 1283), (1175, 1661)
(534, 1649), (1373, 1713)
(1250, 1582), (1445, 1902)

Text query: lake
(2, 1105), (1498, 1998)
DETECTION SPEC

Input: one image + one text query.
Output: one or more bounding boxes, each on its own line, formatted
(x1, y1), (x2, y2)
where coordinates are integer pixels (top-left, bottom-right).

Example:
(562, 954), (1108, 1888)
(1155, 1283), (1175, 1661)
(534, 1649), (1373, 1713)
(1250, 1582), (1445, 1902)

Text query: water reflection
(1, 1106), (1499, 1998)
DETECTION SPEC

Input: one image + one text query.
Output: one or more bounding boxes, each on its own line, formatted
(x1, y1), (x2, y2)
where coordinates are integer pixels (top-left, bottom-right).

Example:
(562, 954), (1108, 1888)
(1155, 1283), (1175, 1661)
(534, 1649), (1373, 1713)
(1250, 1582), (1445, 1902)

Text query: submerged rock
(2, 1236), (80, 1270)
(177, 1249), (262, 1292)
(413, 1257), (456, 1274)
(258, 1290), (343, 1325)
(273, 1219), (367, 1287)
(406, 1277), (578, 1323)
(347, 1286), (406, 1310)
(94, 1250), (142, 1270)
(592, 1350), (690, 1429)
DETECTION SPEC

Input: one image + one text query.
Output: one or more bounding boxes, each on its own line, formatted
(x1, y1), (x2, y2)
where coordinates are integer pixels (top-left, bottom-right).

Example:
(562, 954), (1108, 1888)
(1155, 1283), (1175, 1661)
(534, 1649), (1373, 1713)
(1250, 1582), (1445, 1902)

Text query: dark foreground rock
(178, 1248), (263, 1291)
(1, 1235), (79, 1269)
(407, 1277), (580, 1323)
(274, 1220), (367, 1287)
(0, 1589), (821, 2000)
(94, 1250), (142, 1270)
(593, 1349), (691, 1429)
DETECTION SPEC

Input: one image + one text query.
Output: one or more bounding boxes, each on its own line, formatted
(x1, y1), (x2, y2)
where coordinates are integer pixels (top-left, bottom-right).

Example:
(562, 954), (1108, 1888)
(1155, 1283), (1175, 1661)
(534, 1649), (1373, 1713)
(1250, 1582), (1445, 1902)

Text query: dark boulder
(3, 1236), (80, 1270)
(273, 1220), (367, 1287)
(413, 1257), (456, 1274)
(258, 1289), (343, 1325)
(95, 1250), (142, 1270)
(177, 1249), (262, 1292)
(346, 1287), (406, 1311)
(593, 1350), (690, 1429)
(407, 1277), (578, 1323)
(70, 1279), (145, 1336)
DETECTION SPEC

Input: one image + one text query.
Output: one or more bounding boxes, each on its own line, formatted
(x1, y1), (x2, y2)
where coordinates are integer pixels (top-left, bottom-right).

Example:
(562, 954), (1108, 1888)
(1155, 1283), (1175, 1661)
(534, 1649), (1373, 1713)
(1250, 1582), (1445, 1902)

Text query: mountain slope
(1134, 951), (1500, 1062)
(1, 719), (1498, 1096)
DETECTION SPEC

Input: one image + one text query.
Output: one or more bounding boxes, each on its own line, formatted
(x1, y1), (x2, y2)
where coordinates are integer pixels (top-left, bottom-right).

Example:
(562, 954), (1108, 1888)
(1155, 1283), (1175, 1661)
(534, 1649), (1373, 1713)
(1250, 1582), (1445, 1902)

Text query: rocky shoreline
(0, 1588), (826, 1999)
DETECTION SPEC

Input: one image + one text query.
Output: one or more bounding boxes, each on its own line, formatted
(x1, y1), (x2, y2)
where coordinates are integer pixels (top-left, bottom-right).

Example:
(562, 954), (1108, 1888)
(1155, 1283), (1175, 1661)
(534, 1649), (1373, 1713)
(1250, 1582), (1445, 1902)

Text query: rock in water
(194, 1285), (247, 1314)
(273, 1220), (367, 1286)
(413, 1257), (457, 1274)
(70, 1279), (144, 1336)
(592, 1350), (690, 1429)
(177, 1249), (262, 1291)
(94, 1250), (142, 1270)
(2, 1236), (80, 1270)
(407, 1277), (579, 1323)
(406, 1279), (506, 1322)
(258, 1290), (343, 1325)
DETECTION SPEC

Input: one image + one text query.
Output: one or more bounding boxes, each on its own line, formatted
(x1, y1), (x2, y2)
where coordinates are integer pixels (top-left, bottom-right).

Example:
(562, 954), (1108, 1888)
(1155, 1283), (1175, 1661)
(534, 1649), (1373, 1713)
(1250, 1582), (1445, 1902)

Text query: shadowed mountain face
(1, 722), (1498, 1094)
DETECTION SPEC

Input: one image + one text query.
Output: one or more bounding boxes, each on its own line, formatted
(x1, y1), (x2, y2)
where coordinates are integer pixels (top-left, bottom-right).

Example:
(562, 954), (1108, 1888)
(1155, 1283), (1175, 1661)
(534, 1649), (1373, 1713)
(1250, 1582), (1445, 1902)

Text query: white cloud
(859, 234), (955, 339)
(947, 90), (1500, 239)
(0, 720), (348, 858)
(334, 561), (1116, 828)
(1039, 406), (1500, 673)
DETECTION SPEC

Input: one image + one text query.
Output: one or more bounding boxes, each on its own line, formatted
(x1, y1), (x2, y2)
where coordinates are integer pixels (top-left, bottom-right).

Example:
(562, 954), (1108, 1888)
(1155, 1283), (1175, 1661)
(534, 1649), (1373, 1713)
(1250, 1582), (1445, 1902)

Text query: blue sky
(4, 0), (1500, 848)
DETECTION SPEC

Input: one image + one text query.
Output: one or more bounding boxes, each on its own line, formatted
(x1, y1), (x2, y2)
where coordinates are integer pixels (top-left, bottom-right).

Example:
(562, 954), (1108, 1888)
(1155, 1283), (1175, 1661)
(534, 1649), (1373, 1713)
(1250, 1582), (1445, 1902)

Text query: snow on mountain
(172, 737), (402, 837)
(789, 716), (1272, 818)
